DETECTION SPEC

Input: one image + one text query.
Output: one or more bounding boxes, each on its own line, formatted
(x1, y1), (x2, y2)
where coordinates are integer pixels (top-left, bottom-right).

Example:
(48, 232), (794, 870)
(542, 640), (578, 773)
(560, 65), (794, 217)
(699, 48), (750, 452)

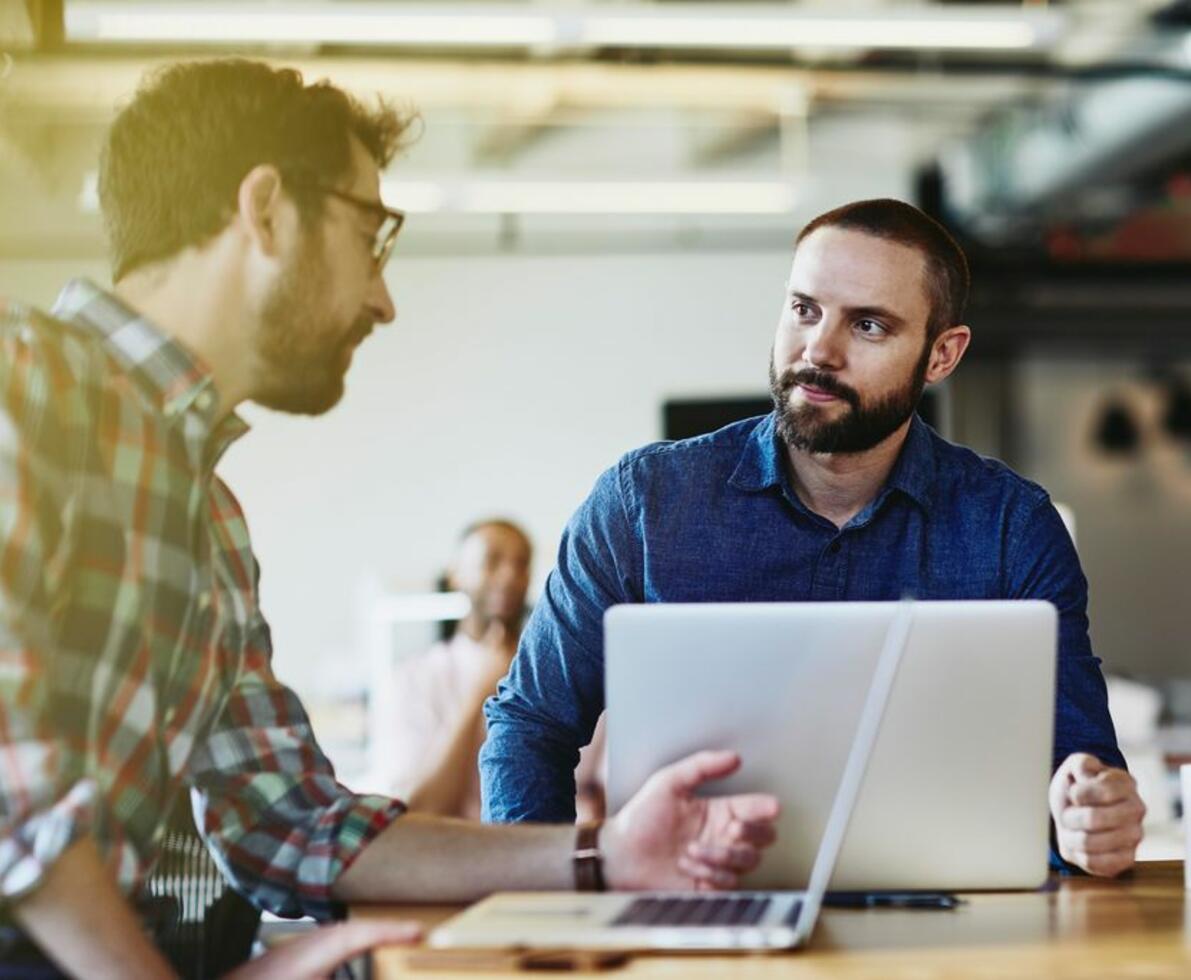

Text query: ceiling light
(67, 3), (557, 46)
(583, 14), (1045, 52)
(65, 2), (1062, 53)
(382, 178), (798, 214)
(80, 171), (798, 216)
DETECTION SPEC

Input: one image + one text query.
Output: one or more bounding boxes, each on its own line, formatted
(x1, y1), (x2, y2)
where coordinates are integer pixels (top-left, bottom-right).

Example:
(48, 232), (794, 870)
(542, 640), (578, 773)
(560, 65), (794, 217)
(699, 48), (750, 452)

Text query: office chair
(144, 793), (261, 980)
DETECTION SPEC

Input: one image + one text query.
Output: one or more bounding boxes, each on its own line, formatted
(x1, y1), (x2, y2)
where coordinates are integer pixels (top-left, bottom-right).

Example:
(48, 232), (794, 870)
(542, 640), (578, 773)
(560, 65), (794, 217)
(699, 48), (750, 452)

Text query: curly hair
(99, 58), (417, 281)
(796, 199), (969, 341)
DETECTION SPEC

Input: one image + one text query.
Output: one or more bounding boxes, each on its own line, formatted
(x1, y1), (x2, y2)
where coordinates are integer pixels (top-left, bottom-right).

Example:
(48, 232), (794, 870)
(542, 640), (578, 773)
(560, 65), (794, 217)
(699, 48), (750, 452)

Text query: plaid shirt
(0, 280), (404, 920)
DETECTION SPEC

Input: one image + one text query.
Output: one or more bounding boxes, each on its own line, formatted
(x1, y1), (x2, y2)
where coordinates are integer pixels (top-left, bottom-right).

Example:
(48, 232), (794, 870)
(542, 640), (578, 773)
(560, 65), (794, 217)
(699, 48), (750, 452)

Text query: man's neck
(784, 420), (912, 529)
(458, 615), (519, 657)
(113, 253), (256, 418)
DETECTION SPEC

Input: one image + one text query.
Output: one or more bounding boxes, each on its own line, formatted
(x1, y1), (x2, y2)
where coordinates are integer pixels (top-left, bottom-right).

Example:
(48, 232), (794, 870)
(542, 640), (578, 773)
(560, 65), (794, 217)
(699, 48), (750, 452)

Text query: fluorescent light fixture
(81, 171), (797, 216)
(66, 2), (1062, 52)
(382, 178), (798, 214)
(584, 14), (1043, 52)
(67, 3), (557, 46)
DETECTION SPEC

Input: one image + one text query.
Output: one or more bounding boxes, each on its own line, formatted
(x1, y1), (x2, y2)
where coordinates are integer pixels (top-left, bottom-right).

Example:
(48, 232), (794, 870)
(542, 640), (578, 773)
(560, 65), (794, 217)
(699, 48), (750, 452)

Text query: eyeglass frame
(285, 176), (405, 272)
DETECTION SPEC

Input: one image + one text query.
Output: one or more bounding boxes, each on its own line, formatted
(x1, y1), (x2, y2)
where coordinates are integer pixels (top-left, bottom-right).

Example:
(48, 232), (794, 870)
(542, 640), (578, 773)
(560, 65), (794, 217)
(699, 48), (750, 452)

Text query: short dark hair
(458, 518), (532, 551)
(795, 199), (969, 340)
(99, 58), (417, 281)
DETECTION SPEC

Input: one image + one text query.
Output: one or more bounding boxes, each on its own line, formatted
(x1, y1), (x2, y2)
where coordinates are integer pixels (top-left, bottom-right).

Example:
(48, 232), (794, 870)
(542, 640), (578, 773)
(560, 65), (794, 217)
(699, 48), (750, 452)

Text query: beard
(768, 343), (930, 454)
(254, 235), (372, 416)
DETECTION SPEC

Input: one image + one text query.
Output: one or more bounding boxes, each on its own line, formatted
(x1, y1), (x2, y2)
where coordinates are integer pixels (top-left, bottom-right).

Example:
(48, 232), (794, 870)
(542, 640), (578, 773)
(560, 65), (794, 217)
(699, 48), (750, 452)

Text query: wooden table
(356, 861), (1191, 979)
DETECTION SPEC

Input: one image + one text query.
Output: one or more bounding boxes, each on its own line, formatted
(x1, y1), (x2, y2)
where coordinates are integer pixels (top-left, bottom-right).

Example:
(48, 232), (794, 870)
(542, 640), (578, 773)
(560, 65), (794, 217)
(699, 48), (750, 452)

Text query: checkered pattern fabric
(0, 281), (403, 920)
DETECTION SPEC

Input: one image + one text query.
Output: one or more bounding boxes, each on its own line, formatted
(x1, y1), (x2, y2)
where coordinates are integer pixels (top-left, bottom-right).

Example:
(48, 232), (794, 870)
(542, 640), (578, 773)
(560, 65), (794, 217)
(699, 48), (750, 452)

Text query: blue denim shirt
(480, 414), (1123, 830)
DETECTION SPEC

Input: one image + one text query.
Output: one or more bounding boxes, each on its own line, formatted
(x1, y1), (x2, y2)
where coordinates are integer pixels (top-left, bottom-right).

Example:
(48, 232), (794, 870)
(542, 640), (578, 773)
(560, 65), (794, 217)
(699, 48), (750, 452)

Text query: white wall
(0, 251), (790, 699)
(1015, 356), (1191, 680)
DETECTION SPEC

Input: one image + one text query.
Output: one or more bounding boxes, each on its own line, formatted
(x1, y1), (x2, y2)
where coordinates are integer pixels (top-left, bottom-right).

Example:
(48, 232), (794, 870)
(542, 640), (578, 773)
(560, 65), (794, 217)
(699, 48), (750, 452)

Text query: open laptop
(606, 600), (1057, 892)
(429, 601), (916, 952)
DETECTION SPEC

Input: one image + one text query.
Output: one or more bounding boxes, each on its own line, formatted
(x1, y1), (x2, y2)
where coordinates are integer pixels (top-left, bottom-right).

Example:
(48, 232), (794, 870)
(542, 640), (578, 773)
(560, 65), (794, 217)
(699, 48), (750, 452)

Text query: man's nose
(802, 318), (846, 370)
(366, 271), (396, 325)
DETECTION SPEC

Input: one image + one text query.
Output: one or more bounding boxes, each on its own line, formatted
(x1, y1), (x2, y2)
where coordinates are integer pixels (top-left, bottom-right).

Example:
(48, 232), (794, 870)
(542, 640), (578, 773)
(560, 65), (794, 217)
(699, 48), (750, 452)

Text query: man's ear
(237, 164), (287, 259)
(924, 325), (972, 385)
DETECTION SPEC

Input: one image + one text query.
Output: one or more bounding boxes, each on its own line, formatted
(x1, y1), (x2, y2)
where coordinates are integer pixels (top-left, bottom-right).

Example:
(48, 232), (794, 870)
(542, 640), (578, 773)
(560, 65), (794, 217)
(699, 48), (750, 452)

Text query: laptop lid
(605, 600), (1056, 892)
(788, 600), (914, 941)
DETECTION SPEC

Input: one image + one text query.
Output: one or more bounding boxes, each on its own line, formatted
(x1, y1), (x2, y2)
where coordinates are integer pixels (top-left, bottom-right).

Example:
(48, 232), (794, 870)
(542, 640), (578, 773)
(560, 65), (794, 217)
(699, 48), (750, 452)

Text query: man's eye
(792, 303), (814, 316)
(857, 319), (887, 336)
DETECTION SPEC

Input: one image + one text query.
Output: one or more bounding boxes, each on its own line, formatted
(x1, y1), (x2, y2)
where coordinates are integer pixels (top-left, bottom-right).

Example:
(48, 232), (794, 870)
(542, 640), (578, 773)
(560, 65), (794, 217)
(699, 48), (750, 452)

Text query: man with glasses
(0, 59), (779, 978)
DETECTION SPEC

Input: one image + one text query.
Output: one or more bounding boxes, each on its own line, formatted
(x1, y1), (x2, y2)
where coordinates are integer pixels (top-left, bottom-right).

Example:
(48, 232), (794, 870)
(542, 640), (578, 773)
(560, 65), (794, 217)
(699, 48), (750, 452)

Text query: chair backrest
(144, 794), (260, 980)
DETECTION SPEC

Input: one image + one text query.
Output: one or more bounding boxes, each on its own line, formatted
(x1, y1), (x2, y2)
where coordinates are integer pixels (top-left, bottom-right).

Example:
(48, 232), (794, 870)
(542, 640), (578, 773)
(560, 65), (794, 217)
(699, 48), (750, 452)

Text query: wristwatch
(573, 821), (606, 891)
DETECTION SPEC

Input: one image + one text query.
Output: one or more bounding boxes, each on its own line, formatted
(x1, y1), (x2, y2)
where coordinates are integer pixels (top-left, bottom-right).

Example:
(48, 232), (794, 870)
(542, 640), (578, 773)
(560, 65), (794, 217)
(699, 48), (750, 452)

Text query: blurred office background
(1, 1), (1190, 832)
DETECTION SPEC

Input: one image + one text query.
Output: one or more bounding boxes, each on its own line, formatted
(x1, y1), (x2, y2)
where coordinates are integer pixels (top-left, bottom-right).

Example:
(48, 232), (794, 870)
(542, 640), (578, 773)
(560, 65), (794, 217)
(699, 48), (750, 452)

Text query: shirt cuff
(0, 779), (99, 904)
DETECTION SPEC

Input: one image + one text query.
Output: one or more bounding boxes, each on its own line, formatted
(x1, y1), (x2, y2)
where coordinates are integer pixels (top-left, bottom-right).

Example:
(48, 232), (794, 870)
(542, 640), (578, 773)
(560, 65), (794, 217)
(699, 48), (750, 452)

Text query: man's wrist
(573, 821), (606, 891)
(596, 816), (628, 891)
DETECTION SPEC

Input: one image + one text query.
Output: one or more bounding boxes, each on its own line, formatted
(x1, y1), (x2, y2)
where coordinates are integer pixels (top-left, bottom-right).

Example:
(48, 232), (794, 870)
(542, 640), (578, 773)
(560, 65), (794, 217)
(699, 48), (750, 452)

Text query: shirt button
(164, 707), (176, 726)
(195, 391), (214, 412)
(828, 540), (842, 554)
(197, 591), (212, 610)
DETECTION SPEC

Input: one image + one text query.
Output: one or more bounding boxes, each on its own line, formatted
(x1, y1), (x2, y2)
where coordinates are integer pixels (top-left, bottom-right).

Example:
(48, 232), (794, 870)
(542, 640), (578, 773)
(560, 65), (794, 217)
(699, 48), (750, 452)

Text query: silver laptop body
(606, 600), (1057, 892)
(429, 602), (916, 952)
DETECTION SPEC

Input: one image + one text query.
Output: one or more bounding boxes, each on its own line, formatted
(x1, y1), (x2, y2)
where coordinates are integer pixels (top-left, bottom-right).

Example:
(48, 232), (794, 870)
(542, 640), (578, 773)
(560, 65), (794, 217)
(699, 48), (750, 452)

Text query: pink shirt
(389, 632), (604, 821)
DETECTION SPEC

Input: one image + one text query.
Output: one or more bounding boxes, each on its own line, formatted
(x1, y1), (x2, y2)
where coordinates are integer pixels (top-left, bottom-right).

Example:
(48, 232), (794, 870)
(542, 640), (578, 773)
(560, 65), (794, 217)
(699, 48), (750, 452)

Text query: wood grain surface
(354, 860), (1190, 979)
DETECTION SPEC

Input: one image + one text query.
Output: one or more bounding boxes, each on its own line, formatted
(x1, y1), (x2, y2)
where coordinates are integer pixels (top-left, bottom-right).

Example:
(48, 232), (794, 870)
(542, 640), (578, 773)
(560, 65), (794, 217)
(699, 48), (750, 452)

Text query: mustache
(776, 367), (861, 409)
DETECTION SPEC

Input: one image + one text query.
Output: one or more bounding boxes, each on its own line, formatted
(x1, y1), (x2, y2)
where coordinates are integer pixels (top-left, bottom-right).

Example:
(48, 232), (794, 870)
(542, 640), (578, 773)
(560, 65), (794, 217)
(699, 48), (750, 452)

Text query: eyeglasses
(289, 178), (406, 272)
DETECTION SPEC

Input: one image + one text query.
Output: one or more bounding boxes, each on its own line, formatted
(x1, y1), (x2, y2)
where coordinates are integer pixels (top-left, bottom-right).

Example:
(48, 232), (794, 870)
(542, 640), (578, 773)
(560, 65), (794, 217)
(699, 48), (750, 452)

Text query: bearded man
(0, 60), (780, 979)
(480, 198), (1146, 881)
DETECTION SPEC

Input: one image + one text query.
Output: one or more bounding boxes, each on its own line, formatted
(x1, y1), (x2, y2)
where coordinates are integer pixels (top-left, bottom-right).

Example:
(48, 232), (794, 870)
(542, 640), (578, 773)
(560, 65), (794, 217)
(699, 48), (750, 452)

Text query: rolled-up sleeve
(480, 462), (641, 823)
(187, 609), (404, 920)
(0, 324), (97, 903)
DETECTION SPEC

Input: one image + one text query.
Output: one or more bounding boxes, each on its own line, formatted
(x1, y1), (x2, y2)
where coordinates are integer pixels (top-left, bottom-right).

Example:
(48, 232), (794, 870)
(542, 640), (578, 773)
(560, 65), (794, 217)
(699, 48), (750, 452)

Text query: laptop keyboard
(610, 895), (798, 928)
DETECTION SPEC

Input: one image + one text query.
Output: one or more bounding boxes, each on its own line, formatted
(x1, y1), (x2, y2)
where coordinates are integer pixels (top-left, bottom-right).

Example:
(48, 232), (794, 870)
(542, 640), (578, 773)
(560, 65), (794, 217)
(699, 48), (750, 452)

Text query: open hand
(602, 750), (779, 891)
(226, 919), (422, 980)
(1049, 753), (1145, 877)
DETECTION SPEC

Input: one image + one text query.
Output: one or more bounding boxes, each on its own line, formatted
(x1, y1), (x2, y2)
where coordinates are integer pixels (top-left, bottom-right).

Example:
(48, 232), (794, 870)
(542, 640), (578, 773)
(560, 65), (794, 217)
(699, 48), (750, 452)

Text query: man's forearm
(12, 836), (175, 980)
(407, 695), (489, 816)
(331, 813), (574, 904)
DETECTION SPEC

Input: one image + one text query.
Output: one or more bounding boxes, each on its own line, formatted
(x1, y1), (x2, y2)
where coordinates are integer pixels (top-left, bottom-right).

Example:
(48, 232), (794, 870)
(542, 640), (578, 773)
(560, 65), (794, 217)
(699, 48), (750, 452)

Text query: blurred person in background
(0, 59), (778, 980)
(390, 519), (605, 821)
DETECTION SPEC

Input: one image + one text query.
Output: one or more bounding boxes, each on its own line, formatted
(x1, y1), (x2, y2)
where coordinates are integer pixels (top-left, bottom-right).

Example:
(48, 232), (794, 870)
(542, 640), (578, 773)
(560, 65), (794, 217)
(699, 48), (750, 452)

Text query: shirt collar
(51, 278), (249, 468)
(728, 413), (785, 493)
(881, 413), (936, 513)
(728, 411), (936, 513)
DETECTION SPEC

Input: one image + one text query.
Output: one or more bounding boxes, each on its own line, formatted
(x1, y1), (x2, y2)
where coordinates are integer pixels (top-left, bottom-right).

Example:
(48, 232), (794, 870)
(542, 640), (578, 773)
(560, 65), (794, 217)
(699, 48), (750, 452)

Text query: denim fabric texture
(479, 413), (1124, 843)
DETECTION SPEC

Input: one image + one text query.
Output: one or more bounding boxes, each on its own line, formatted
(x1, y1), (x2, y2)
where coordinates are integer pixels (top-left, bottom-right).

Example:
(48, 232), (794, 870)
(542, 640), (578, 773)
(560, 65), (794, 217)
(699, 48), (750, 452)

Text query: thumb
(1068, 753), (1104, 783)
(227, 920), (422, 980)
(658, 750), (741, 797)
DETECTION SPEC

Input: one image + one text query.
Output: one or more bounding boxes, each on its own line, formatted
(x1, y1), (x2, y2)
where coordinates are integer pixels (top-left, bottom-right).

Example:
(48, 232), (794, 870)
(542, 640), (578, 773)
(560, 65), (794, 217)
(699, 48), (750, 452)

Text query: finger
(686, 842), (762, 874)
(228, 920), (422, 980)
(660, 750), (741, 796)
(1060, 824), (1144, 856)
(1060, 798), (1145, 833)
(677, 854), (739, 890)
(1048, 765), (1072, 817)
(1065, 753), (1105, 782)
(1066, 848), (1137, 878)
(733, 820), (778, 850)
(724, 793), (781, 824)
(1068, 771), (1137, 807)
